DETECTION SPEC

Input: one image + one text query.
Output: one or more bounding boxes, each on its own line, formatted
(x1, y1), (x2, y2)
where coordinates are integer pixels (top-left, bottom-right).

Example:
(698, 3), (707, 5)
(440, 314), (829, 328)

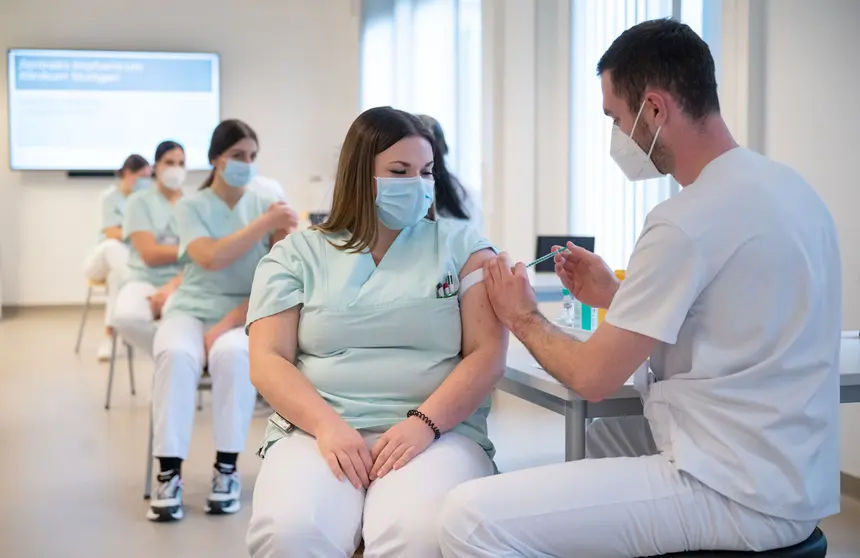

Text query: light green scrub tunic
(166, 188), (277, 324)
(98, 186), (128, 242)
(246, 219), (498, 459)
(122, 188), (183, 288)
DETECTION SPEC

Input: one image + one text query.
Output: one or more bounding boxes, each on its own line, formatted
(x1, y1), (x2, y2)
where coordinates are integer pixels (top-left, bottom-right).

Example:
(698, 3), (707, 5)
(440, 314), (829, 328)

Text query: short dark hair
(201, 119), (258, 189)
(597, 18), (719, 120)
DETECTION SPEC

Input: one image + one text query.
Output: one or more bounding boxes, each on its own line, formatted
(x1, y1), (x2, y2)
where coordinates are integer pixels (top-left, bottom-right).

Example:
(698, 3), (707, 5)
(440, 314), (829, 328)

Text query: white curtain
(569, 0), (705, 270)
(360, 0), (483, 193)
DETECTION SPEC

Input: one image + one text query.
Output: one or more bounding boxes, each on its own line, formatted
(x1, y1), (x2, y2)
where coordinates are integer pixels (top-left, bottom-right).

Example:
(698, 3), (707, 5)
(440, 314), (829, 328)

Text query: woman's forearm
(214, 300), (250, 331)
(200, 218), (270, 270)
(141, 244), (179, 267)
(104, 226), (122, 241)
(250, 352), (344, 437)
(418, 347), (507, 432)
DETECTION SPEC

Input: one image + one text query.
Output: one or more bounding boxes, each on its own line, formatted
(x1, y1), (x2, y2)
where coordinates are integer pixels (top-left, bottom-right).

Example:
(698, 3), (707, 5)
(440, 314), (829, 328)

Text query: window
(569, 0), (714, 270)
(360, 0), (483, 195)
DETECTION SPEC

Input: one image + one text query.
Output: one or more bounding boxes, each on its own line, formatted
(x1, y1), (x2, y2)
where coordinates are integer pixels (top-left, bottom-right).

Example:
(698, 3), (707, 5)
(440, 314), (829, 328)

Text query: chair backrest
(534, 236), (595, 273)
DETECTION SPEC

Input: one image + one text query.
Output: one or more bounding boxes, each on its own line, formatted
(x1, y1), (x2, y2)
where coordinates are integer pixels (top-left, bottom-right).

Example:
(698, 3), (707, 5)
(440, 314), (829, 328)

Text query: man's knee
(438, 479), (494, 553)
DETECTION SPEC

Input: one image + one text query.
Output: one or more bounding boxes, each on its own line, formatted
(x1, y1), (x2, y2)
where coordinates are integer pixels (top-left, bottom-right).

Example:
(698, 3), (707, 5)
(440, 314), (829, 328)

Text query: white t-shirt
(247, 175), (287, 203)
(605, 147), (842, 521)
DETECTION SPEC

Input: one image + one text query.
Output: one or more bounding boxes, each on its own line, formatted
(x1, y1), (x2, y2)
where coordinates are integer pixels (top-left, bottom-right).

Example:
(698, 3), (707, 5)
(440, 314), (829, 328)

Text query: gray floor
(0, 307), (858, 557)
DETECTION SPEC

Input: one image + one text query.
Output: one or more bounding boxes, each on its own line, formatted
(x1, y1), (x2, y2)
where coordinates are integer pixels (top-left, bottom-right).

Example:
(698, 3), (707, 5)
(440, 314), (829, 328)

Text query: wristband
(407, 409), (441, 440)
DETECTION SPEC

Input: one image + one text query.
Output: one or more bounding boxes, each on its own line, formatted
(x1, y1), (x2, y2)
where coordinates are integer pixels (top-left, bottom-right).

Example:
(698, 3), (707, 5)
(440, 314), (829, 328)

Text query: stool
(143, 372), (212, 499)
(654, 527), (826, 557)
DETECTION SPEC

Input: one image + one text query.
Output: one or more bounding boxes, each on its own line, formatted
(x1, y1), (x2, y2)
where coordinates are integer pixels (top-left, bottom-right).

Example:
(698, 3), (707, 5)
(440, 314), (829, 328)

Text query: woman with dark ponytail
(417, 114), (482, 228)
(145, 119), (299, 523)
(83, 153), (152, 361)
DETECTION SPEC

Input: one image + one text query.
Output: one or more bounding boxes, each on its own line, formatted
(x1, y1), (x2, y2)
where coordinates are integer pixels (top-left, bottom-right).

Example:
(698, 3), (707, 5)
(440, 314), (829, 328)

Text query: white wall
(0, 0), (359, 306)
(753, 0), (860, 477)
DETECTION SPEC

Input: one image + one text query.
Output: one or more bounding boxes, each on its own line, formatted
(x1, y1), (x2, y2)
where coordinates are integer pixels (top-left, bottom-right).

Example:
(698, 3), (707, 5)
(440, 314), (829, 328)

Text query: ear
(644, 91), (669, 128)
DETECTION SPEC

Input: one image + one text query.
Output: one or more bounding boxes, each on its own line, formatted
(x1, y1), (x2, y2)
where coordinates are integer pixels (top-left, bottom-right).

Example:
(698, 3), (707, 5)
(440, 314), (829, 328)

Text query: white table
(501, 331), (860, 462)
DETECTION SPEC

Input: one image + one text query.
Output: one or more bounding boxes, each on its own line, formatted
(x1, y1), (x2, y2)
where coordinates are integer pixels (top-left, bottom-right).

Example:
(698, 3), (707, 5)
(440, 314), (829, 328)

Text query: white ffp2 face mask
(160, 166), (187, 190)
(375, 176), (434, 230)
(610, 100), (664, 181)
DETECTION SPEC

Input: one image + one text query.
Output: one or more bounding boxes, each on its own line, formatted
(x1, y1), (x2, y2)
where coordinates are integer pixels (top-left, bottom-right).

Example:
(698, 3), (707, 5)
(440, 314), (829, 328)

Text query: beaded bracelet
(407, 409), (441, 440)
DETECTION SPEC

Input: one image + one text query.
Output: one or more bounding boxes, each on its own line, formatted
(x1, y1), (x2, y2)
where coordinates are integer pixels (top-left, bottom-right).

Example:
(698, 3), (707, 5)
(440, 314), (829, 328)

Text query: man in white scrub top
(439, 19), (842, 557)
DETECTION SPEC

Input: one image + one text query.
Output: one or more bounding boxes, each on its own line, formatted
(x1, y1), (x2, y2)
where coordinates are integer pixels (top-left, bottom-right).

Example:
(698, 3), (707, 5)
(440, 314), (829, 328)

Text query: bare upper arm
(248, 306), (300, 365)
(459, 249), (508, 359)
(579, 322), (656, 400)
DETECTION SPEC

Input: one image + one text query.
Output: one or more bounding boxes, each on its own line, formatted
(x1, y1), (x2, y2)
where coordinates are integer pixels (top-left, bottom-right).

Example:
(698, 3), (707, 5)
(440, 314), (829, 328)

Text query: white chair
(74, 279), (136, 408)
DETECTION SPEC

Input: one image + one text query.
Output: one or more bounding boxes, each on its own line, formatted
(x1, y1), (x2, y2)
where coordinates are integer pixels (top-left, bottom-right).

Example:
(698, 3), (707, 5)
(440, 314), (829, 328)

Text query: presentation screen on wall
(7, 49), (220, 171)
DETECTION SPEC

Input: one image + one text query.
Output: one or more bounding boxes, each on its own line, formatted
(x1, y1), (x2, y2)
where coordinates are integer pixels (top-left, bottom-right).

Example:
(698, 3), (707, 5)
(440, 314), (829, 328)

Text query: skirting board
(843, 473), (860, 501)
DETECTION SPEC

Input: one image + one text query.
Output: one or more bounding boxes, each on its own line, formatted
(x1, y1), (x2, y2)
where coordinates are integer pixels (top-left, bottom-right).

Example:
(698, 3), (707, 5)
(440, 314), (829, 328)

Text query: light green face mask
(375, 176), (435, 230)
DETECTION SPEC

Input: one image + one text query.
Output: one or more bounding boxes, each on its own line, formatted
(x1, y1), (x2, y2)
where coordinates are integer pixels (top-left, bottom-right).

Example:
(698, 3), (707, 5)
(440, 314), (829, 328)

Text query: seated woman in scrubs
(113, 140), (186, 355)
(83, 154), (152, 361)
(245, 107), (508, 558)
(417, 114), (482, 229)
(146, 120), (298, 523)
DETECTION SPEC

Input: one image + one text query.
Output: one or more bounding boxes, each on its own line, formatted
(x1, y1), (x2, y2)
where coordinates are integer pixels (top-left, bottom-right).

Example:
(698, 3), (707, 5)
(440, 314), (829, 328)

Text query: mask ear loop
(426, 178), (437, 222)
(632, 98), (662, 158)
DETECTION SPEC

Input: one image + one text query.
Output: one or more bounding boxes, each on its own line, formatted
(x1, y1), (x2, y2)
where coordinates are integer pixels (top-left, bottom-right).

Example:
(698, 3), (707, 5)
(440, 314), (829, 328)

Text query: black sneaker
(205, 465), (241, 515)
(146, 471), (184, 522)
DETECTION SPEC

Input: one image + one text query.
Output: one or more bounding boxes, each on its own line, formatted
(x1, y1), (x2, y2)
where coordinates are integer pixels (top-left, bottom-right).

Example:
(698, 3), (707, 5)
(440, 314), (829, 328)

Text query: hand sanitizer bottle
(560, 289), (574, 326)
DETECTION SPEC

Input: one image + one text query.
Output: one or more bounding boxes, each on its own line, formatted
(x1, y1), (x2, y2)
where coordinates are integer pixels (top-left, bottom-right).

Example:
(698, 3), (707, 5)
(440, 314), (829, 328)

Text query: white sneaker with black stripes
(205, 465), (241, 515)
(146, 471), (184, 522)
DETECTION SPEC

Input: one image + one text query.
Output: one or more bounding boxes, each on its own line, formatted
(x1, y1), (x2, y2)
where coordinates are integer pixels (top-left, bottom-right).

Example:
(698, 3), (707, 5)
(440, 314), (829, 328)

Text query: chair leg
(126, 344), (136, 396)
(104, 332), (119, 410)
(74, 286), (94, 354)
(197, 389), (203, 411)
(144, 406), (154, 500)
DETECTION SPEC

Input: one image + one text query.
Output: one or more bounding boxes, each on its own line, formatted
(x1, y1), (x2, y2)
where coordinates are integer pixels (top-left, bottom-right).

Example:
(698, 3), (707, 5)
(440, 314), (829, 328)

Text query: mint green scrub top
(98, 186), (128, 242)
(122, 188), (183, 288)
(246, 219), (498, 459)
(166, 188), (277, 324)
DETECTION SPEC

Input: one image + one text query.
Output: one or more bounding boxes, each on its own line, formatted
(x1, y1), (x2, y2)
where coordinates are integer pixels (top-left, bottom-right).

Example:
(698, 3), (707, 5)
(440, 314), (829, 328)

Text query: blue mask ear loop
(631, 99), (662, 158)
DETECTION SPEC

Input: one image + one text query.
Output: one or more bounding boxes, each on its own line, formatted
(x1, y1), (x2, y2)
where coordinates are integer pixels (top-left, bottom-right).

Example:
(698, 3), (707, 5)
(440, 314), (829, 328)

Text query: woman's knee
(248, 510), (350, 558)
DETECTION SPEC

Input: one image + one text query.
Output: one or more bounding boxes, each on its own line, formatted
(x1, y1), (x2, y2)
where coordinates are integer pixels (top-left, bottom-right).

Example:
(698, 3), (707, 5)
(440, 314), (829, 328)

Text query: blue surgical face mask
(134, 177), (153, 191)
(375, 176), (434, 230)
(220, 159), (257, 188)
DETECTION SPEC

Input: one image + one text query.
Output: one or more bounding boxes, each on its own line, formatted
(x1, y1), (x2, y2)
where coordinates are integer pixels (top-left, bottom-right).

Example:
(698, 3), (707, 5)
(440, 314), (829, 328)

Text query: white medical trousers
(152, 313), (257, 460)
(114, 280), (159, 356)
(83, 239), (129, 328)
(247, 429), (495, 558)
(439, 416), (818, 557)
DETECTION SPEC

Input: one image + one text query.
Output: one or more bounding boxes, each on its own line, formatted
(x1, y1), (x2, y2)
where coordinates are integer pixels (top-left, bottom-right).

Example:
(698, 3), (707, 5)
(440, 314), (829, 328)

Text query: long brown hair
(315, 107), (435, 253)
(201, 119), (258, 189)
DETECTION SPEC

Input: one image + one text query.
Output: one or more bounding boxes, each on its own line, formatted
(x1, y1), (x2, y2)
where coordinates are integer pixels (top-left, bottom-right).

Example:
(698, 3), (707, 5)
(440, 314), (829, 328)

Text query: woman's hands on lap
(316, 419), (373, 489)
(370, 416), (435, 480)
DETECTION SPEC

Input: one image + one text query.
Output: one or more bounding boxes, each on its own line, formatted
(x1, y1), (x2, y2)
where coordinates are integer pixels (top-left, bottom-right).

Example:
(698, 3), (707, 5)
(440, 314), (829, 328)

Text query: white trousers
(247, 429), (495, 558)
(83, 239), (130, 327)
(114, 280), (158, 356)
(439, 416), (818, 557)
(152, 313), (257, 459)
